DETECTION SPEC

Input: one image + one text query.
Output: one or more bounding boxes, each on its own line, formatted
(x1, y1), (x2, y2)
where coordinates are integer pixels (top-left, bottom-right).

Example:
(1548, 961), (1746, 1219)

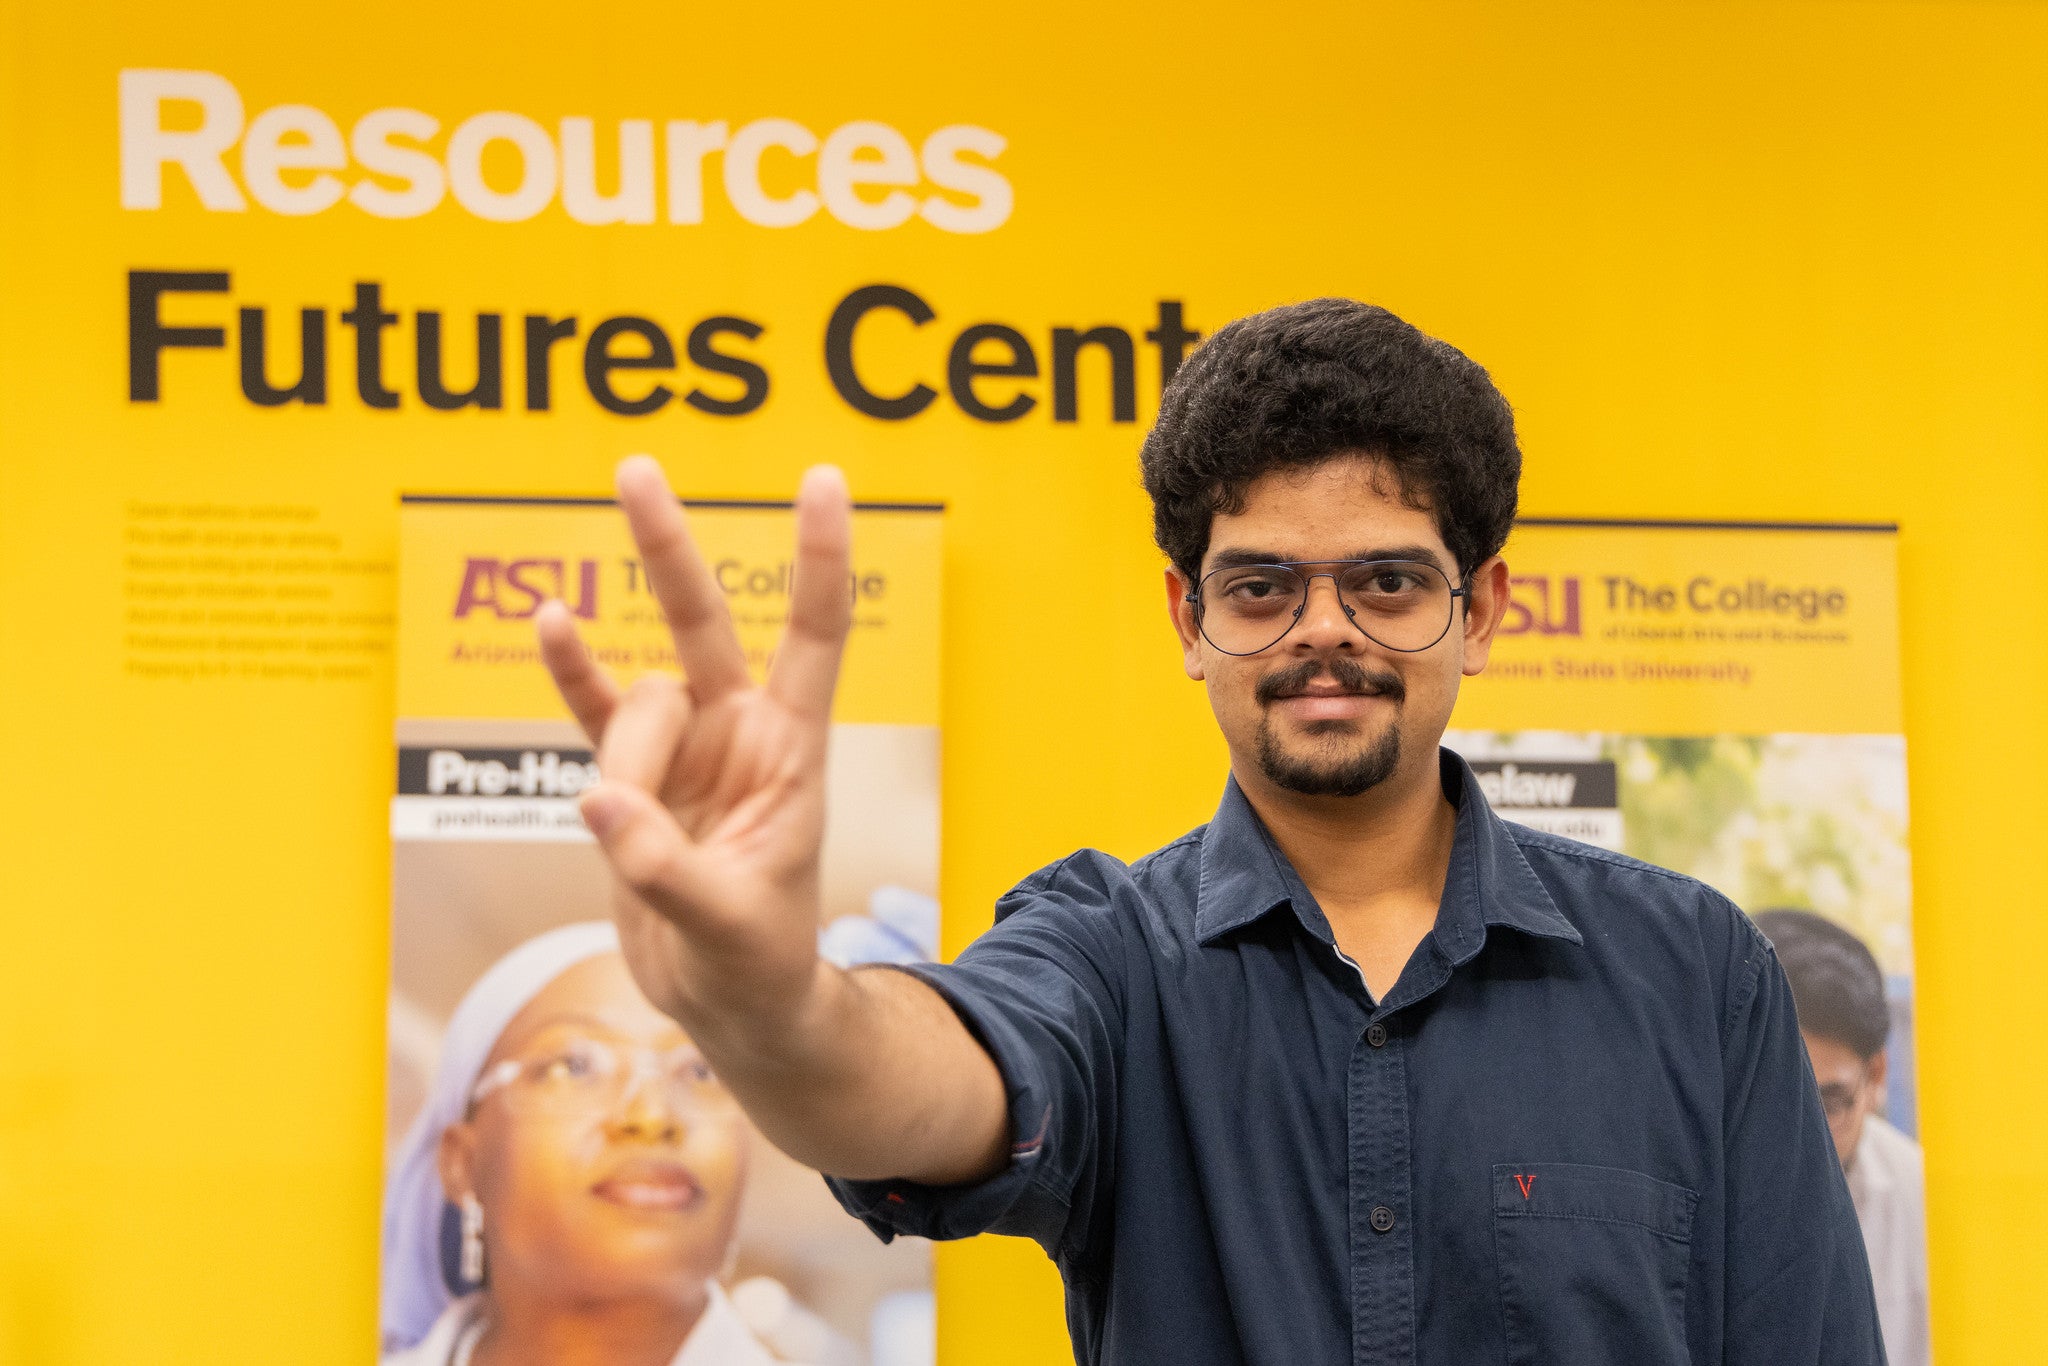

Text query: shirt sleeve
(825, 853), (1127, 1259)
(1719, 909), (1890, 1364)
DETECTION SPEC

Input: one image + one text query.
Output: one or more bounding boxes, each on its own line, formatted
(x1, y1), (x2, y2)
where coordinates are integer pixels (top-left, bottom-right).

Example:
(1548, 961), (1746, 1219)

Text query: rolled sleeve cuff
(824, 961), (1063, 1245)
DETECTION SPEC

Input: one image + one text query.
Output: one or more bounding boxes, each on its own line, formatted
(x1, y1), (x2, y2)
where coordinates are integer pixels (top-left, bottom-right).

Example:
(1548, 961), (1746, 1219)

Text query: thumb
(579, 781), (711, 926)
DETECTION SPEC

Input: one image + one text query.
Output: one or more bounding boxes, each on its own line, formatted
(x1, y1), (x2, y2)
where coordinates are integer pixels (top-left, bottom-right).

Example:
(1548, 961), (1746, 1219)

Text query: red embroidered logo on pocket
(1512, 1173), (1537, 1199)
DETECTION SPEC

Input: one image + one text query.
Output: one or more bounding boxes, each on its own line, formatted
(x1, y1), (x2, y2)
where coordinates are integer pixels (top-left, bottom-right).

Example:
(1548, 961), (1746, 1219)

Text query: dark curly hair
(1139, 298), (1521, 586)
(1751, 909), (1891, 1060)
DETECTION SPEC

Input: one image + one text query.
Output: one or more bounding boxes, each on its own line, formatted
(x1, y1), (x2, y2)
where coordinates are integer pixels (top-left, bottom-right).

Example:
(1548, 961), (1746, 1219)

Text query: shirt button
(1370, 1205), (1396, 1234)
(1365, 1023), (1388, 1048)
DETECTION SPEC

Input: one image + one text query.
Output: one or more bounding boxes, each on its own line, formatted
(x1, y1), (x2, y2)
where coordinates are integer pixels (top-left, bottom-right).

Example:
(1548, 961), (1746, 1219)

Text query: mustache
(1255, 656), (1405, 706)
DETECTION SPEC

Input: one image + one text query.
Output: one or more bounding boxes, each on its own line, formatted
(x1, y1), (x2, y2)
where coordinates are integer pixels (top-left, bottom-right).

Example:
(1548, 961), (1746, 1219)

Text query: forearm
(683, 959), (1012, 1185)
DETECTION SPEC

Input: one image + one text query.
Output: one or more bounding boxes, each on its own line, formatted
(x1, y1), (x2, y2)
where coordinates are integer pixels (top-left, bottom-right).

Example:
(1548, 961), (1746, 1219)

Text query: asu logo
(452, 557), (599, 619)
(1499, 574), (1582, 638)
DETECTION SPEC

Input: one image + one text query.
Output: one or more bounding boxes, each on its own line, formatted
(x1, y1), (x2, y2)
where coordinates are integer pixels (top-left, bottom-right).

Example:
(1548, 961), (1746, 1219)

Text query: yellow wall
(1, 2), (2041, 1361)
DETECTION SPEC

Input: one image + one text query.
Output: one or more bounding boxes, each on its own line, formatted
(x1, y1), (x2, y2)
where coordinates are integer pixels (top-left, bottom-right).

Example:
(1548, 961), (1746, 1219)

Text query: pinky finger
(538, 599), (620, 744)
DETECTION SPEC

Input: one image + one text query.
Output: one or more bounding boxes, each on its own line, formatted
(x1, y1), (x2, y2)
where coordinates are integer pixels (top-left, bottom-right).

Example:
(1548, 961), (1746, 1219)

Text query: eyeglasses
(1186, 559), (1466, 656)
(1817, 1083), (1864, 1122)
(469, 1036), (734, 1117)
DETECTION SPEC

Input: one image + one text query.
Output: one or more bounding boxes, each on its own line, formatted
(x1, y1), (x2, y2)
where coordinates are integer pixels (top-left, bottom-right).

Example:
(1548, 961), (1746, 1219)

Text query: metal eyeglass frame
(1185, 558), (1468, 656)
(468, 1040), (722, 1115)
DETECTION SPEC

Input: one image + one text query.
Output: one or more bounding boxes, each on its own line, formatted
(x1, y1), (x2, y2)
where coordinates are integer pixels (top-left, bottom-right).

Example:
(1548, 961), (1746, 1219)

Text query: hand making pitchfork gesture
(535, 455), (1006, 1183)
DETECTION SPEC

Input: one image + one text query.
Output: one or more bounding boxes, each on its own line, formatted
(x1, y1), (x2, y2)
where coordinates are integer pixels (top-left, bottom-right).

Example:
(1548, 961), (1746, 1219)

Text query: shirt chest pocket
(1492, 1162), (1698, 1366)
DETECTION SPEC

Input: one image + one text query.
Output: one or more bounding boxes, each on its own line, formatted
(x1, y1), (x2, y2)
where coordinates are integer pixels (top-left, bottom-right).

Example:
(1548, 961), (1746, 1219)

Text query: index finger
(766, 465), (854, 718)
(616, 455), (752, 703)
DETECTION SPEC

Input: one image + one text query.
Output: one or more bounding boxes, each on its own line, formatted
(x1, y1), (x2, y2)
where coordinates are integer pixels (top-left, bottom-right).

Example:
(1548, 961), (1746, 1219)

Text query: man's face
(1167, 454), (1509, 801)
(1803, 1031), (1888, 1171)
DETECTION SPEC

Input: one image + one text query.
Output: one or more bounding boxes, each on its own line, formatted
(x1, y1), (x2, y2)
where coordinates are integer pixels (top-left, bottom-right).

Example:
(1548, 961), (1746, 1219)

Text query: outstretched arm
(536, 456), (1007, 1184)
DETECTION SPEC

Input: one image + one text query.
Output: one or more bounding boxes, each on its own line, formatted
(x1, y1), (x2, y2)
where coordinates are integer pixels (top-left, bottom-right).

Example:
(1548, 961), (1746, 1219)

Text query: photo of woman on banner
(385, 494), (942, 1365)
(379, 921), (775, 1366)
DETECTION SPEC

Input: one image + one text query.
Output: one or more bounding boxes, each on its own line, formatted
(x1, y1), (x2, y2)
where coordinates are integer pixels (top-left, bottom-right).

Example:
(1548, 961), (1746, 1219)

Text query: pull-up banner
(383, 498), (943, 1365)
(1449, 519), (1926, 1366)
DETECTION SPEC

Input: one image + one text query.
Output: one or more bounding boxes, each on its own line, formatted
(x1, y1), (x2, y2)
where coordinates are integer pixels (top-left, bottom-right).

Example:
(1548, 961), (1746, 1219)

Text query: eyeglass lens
(1196, 561), (1455, 656)
(478, 1037), (733, 1114)
(1818, 1084), (1861, 1120)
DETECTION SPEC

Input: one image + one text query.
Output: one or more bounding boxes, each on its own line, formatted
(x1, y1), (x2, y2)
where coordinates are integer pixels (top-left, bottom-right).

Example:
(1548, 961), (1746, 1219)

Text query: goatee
(1257, 719), (1402, 797)
(1253, 655), (1405, 797)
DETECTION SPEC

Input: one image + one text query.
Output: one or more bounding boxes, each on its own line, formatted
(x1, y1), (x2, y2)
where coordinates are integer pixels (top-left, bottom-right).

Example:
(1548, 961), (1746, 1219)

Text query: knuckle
(613, 826), (676, 895)
(626, 672), (678, 704)
(671, 592), (731, 632)
(626, 508), (686, 557)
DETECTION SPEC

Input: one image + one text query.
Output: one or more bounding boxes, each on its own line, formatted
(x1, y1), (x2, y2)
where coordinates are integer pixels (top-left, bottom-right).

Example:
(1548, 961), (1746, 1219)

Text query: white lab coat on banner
(1846, 1115), (1931, 1366)
(380, 1281), (778, 1366)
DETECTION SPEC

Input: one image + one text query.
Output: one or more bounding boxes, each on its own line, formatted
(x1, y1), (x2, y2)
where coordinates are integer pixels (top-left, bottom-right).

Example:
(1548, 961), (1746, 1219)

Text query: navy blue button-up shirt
(831, 751), (1884, 1365)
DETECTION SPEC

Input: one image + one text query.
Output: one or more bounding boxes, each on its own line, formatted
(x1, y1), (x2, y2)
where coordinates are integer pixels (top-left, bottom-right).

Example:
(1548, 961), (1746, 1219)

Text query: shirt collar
(1194, 748), (1584, 954)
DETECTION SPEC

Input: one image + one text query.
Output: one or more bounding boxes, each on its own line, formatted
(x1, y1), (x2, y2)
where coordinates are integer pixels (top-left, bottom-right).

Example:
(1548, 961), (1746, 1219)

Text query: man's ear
(1866, 1047), (1889, 1096)
(438, 1120), (480, 1203)
(1165, 566), (1205, 680)
(1458, 556), (1514, 678)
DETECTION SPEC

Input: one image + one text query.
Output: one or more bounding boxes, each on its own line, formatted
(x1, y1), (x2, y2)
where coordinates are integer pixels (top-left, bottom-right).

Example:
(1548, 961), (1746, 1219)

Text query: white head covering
(379, 920), (622, 1353)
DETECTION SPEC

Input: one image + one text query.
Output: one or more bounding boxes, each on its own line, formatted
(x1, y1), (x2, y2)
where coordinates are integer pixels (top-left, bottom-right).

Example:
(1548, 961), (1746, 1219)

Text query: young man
(1755, 908), (1928, 1366)
(536, 300), (1884, 1364)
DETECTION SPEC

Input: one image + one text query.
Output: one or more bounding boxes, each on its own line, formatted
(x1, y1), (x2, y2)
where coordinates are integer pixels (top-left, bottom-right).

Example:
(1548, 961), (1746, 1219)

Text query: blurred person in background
(1754, 908), (1929, 1366)
(380, 921), (776, 1366)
